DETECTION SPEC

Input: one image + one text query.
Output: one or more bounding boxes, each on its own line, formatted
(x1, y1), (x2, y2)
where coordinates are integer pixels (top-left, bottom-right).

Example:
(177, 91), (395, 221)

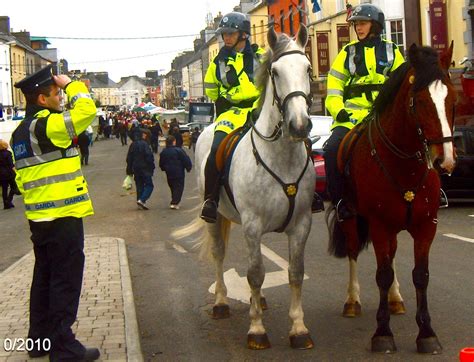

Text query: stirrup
(439, 188), (448, 209)
(335, 199), (354, 222)
(200, 199), (218, 223)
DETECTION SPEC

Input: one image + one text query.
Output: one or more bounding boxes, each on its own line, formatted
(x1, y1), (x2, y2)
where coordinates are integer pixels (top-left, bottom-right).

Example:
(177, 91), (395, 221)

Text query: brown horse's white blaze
(428, 80), (455, 174)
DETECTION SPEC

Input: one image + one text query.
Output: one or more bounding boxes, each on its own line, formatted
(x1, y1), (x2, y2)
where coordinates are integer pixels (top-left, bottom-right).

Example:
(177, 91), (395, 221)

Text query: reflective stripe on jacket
(11, 81), (97, 220)
(325, 38), (405, 130)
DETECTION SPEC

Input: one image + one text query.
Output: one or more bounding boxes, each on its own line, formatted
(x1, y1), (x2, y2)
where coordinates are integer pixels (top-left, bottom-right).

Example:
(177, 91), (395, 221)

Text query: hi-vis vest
(11, 81), (97, 221)
(325, 38), (405, 130)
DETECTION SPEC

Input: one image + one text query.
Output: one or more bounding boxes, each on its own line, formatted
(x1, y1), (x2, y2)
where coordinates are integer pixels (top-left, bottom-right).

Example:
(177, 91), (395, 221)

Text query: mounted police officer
(324, 4), (405, 221)
(10, 65), (100, 361)
(200, 11), (265, 223)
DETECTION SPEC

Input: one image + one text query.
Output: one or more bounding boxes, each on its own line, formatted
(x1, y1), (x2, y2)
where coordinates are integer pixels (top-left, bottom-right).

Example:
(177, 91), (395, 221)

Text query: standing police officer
(200, 11), (265, 223)
(11, 65), (100, 361)
(324, 4), (405, 221)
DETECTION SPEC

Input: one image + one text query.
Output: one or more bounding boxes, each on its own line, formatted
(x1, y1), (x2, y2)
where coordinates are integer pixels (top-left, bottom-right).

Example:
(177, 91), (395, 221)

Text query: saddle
(215, 127), (246, 172)
(337, 120), (370, 177)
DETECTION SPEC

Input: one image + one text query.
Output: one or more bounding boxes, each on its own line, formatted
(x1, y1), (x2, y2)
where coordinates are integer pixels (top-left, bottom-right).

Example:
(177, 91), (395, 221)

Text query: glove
(336, 109), (352, 124)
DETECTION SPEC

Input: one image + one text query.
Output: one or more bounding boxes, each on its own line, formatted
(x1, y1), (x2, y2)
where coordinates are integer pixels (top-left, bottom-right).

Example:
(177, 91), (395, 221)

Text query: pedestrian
(170, 125), (183, 148)
(150, 120), (162, 154)
(118, 120), (128, 146)
(77, 131), (90, 165)
(324, 4), (405, 221)
(0, 139), (17, 209)
(159, 135), (192, 209)
(190, 127), (201, 153)
(126, 129), (155, 210)
(10, 65), (100, 361)
(86, 125), (94, 147)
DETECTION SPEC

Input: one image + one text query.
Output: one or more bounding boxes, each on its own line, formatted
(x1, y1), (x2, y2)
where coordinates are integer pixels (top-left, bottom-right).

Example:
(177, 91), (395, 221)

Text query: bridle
(250, 50), (313, 142)
(368, 77), (454, 226)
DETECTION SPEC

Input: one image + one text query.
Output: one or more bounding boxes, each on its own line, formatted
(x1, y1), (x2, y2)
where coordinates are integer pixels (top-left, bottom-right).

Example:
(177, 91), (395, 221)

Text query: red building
(267, 0), (307, 36)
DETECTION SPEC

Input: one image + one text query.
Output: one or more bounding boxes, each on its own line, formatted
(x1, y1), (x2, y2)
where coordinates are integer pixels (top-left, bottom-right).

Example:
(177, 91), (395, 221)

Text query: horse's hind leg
(287, 217), (314, 349)
(244, 225), (270, 349)
(388, 258), (406, 315)
(209, 216), (231, 319)
(409, 222), (442, 354)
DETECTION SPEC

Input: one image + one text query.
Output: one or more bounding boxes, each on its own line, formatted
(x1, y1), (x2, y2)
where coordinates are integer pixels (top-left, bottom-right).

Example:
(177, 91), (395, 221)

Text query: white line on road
(469, 215), (474, 218)
(444, 233), (474, 243)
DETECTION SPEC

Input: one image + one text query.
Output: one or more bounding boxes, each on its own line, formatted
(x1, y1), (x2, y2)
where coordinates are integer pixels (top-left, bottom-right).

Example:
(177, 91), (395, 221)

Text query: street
(1, 137), (473, 361)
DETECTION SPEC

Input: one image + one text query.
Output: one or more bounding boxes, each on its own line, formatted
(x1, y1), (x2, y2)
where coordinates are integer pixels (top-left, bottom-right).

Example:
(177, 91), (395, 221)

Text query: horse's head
(406, 43), (457, 174)
(264, 26), (313, 141)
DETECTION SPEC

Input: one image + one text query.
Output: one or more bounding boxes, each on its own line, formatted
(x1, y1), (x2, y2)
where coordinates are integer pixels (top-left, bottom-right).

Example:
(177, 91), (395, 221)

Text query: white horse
(189, 26), (315, 350)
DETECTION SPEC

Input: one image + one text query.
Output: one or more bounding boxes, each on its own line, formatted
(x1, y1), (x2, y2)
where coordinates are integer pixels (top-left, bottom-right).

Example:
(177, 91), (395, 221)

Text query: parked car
(310, 115), (332, 198)
(441, 125), (474, 201)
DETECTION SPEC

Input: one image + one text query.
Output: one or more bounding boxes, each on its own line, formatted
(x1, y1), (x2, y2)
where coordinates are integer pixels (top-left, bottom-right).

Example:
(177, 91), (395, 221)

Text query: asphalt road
(1, 137), (473, 361)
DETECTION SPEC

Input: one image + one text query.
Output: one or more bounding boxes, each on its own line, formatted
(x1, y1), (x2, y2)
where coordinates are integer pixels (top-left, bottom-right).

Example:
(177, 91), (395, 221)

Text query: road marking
(444, 233), (474, 244)
(209, 244), (309, 304)
(469, 215), (474, 218)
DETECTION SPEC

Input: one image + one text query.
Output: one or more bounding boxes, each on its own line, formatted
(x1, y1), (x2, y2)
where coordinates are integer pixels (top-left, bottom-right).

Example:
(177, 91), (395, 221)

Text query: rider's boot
(312, 192), (325, 213)
(335, 199), (354, 222)
(200, 160), (220, 223)
(439, 188), (449, 208)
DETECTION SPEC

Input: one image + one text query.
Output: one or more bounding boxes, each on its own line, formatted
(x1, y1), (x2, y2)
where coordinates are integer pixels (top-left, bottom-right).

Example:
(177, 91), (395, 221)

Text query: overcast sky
(3, 0), (239, 82)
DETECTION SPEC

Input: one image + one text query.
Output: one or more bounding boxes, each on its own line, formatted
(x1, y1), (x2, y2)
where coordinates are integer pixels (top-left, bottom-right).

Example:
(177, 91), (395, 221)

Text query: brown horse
(327, 43), (456, 354)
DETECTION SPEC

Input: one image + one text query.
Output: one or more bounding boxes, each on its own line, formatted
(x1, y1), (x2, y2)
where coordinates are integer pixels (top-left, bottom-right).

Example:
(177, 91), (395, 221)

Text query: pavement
(0, 236), (143, 362)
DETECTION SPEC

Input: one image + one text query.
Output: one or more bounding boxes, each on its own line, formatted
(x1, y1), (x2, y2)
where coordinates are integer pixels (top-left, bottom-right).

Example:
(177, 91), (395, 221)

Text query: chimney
(12, 31), (31, 46)
(0, 16), (10, 35)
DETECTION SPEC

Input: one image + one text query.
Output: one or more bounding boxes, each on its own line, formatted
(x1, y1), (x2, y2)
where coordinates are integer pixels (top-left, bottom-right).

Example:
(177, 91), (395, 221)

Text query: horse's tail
(326, 205), (370, 258)
(199, 216), (232, 260)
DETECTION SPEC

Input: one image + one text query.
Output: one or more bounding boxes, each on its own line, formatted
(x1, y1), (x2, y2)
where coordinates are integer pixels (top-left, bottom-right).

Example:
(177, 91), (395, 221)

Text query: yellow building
(249, 2), (269, 49)
(10, 43), (27, 109)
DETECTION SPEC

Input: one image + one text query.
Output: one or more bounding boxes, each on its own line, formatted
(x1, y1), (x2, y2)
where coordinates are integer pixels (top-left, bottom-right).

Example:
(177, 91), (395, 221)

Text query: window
(253, 24), (257, 44)
(289, 5), (294, 36)
(390, 20), (404, 54)
(260, 20), (265, 46)
(298, 0), (305, 25)
(280, 10), (284, 33)
(336, 0), (345, 12)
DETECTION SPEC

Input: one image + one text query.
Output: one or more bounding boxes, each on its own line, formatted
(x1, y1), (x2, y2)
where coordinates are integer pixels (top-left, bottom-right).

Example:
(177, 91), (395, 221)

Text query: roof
(84, 72), (119, 88)
(30, 36), (51, 45)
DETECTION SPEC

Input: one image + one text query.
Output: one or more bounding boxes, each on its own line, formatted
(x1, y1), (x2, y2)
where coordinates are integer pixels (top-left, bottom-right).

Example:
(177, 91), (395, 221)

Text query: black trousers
(167, 176), (185, 205)
(1, 179), (15, 208)
(28, 217), (87, 360)
(204, 131), (227, 200)
(323, 126), (350, 205)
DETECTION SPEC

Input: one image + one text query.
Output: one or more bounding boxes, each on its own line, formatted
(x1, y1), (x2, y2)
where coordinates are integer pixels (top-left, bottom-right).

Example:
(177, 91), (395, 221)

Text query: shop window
(390, 19), (405, 54)
(280, 10), (285, 33)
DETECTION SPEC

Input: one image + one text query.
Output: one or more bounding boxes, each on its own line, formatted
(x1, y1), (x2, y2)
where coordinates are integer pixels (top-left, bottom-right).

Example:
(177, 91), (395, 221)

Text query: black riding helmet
(348, 4), (385, 35)
(216, 12), (251, 36)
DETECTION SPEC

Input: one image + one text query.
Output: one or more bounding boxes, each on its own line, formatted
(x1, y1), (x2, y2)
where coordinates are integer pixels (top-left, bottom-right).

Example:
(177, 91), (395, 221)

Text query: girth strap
(251, 130), (310, 233)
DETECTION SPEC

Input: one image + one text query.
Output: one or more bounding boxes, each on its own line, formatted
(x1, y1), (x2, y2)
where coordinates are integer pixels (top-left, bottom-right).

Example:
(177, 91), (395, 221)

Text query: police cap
(14, 64), (55, 94)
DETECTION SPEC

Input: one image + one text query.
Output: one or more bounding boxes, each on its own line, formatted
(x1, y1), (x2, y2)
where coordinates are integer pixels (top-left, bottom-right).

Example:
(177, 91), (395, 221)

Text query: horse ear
(296, 24), (308, 49)
(408, 43), (419, 65)
(439, 40), (454, 70)
(268, 26), (278, 50)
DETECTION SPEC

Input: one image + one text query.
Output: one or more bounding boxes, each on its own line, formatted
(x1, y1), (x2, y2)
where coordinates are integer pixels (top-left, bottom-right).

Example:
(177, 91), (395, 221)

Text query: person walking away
(159, 135), (192, 209)
(86, 125), (94, 147)
(126, 129), (155, 210)
(200, 11), (265, 223)
(77, 131), (90, 165)
(118, 120), (128, 146)
(0, 139), (16, 209)
(10, 65), (100, 361)
(324, 4), (405, 222)
(190, 127), (201, 153)
(170, 126), (183, 148)
(150, 120), (162, 154)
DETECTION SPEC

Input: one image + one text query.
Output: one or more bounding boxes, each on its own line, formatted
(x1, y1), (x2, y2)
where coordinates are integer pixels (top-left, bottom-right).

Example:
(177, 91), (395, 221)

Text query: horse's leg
(409, 222), (442, 354)
(388, 258), (406, 315)
(209, 216), (230, 319)
(369, 219), (397, 353)
(243, 224), (270, 349)
(287, 216), (314, 349)
(341, 218), (362, 317)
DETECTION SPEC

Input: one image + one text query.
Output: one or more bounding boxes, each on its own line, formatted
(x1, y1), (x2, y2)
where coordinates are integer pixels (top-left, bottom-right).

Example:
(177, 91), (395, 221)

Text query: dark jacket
(0, 149), (15, 181)
(126, 139), (155, 176)
(77, 131), (90, 154)
(159, 146), (192, 179)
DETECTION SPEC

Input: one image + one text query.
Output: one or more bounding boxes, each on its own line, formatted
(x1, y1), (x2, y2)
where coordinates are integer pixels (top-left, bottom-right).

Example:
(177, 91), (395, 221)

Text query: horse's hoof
(247, 333), (271, 349)
(371, 336), (397, 353)
(389, 301), (406, 315)
(250, 296), (268, 310)
(342, 301), (361, 317)
(212, 304), (230, 319)
(417, 336), (442, 354)
(289, 333), (314, 349)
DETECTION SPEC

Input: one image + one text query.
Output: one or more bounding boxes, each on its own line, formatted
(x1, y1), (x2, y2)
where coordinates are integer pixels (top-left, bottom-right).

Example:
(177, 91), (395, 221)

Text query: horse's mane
(255, 32), (293, 110)
(372, 46), (446, 115)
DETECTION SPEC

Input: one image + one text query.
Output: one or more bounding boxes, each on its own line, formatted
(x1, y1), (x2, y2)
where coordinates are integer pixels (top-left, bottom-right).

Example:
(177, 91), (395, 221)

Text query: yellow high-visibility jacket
(204, 42), (265, 133)
(11, 81), (97, 221)
(325, 37), (405, 130)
